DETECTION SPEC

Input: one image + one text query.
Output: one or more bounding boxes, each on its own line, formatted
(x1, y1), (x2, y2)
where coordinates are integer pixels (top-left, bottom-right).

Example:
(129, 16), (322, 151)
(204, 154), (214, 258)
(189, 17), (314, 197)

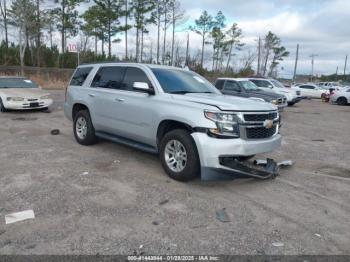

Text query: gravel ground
(0, 90), (349, 255)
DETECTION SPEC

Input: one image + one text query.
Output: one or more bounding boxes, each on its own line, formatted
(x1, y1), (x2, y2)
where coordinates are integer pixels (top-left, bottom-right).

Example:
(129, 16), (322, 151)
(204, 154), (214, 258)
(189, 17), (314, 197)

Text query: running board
(95, 132), (158, 154)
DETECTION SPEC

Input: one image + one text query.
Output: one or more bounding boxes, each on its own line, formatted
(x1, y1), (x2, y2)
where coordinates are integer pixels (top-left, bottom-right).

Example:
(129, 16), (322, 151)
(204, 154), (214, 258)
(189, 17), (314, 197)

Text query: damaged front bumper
(201, 157), (279, 181)
(191, 132), (282, 180)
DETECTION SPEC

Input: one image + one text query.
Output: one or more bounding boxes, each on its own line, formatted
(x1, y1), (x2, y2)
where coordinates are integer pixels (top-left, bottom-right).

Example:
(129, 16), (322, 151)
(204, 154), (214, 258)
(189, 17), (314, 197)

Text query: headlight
(40, 95), (50, 99)
(271, 99), (277, 105)
(204, 111), (240, 138)
(7, 97), (24, 101)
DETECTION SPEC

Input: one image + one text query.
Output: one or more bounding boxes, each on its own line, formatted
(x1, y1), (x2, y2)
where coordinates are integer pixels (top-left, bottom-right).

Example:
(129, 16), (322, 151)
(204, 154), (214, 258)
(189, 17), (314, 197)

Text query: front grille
(277, 98), (283, 104)
(283, 98), (287, 103)
(296, 91), (301, 95)
(244, 112), (278, 122)
(27, 98), (38, 102)
(246, 125), (277, 139)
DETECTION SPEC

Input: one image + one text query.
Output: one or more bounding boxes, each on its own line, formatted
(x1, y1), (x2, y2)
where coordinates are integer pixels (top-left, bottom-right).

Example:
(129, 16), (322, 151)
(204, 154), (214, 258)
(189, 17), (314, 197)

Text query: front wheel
(288, 102), (295, 106)
(337, 97), (348, 106)
(159, 129), (200, 182)
(0, 98), (7, 112)
(73, 110), (98, 145)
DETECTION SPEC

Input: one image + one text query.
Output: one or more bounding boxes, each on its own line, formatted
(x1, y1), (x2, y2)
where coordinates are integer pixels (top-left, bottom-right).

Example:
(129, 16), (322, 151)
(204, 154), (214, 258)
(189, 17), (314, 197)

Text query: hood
(246, 89), (285, 101)
(171, 93), (277, 111)
(0, 88), (49, 98)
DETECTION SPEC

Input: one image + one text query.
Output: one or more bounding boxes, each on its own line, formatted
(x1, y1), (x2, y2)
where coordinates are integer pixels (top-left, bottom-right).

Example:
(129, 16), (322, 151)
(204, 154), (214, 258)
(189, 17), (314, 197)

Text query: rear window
(70, 67), (93, 86)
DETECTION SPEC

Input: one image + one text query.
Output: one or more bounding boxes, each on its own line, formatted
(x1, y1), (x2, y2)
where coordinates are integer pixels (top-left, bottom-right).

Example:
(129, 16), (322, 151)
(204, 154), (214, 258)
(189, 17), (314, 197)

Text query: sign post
(67, 43), (80, 66)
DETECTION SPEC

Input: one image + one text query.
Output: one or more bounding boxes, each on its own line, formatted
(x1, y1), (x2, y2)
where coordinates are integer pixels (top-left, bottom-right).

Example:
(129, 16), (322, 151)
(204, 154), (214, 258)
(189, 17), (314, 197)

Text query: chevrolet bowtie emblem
(263, 120), (274, 129)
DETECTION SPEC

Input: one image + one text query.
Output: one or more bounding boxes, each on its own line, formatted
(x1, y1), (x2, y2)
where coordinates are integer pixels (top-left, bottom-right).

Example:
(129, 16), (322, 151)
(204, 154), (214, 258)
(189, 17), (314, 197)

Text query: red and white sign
(67, 44), (78, 53)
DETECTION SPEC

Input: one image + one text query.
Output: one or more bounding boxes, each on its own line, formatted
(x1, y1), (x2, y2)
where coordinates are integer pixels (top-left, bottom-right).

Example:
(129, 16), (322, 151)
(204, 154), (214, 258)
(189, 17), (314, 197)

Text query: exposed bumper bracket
(201, 158), (279, 181)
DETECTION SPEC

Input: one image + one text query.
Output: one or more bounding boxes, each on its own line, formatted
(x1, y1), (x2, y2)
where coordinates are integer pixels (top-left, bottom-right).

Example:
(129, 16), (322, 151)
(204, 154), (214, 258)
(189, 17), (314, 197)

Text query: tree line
(0, 0), (289, 78)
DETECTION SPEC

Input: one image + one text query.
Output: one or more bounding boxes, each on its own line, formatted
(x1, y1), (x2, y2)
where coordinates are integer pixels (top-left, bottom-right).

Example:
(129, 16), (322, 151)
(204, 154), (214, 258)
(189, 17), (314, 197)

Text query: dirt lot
(0, 90), (349, 255)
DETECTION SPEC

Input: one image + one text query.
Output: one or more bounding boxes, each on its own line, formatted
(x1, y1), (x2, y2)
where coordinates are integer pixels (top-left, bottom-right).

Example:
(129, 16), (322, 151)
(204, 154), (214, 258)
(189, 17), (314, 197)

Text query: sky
(175, 0), (350, 78)
(4, 0), (350, 78)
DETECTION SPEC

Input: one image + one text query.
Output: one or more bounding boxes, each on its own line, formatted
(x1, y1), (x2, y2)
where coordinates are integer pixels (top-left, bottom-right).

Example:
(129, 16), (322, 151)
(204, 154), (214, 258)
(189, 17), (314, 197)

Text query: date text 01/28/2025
(127, 255), (219, 261)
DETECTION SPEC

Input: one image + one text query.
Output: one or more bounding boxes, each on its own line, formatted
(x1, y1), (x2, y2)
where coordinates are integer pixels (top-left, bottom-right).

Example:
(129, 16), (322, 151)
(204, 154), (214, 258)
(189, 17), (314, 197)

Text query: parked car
(291, 83), (328, 99)
(330, 87), (350, 105)
(248, 78), (302, 106)
(64, 63), (282, 181)
(0, 77), (52, 112)
(214, 78), (287, 111)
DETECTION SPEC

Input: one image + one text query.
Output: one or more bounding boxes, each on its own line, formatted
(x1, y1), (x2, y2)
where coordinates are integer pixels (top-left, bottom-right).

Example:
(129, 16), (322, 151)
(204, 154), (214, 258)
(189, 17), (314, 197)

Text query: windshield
(271, 79), (285, 88)
(151, 68), (220, 94)
(0, 78), (38, 89)
(239, 80), (260, 90)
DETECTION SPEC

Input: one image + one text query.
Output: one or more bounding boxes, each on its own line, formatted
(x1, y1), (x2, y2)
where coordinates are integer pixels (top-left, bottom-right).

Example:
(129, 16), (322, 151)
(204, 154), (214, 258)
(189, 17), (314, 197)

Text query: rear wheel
(159, 129), (200, 182)
(73, 110), (98, 145)
(337, 97), (348, 106)
(0, 98), (7, 112)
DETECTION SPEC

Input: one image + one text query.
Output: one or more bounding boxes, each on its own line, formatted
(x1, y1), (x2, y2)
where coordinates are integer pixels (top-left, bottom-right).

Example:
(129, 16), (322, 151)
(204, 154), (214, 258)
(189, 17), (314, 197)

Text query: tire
(0, 98), (7, 112)
(337, 97), (348, 106)
(159, 129), (200, 182)
(288, 102), (295, 106)
(73, 109), (98, 145)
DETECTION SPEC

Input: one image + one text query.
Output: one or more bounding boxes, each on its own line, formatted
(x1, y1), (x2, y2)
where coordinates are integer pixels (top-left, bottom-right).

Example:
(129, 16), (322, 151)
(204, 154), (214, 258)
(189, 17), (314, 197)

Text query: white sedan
(330, 88), (350, 105)
(0, 77), (53, 112)
(292, 83), (328, 99)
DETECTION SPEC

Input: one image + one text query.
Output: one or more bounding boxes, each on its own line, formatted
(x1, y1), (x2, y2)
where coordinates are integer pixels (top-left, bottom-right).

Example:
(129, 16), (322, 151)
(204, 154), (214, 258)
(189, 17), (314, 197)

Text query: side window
(300, 85), (314, 89)
(91, 66), (126, 89)
(224, 81), (241, 92)
(122, 67), (151, 92)
(215, 80), (225, 90)
(70, 67), (93, 86)
(250, 79), (270, 88)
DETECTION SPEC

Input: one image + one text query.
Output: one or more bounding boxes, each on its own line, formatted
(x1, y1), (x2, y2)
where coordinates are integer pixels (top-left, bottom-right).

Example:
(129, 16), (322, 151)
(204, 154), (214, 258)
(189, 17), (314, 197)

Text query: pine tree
(190, 11), (215, 68)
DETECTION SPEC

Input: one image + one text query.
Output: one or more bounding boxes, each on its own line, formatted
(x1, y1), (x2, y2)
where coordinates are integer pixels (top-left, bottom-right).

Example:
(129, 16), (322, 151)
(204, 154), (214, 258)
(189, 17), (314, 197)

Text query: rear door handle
(115, 98), (125, 102)
(88, 93), (95, 98)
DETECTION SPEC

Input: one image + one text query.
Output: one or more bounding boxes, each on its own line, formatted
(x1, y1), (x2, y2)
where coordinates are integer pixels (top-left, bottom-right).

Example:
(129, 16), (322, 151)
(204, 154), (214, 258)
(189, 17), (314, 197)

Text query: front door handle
(115, 98), (125, 102)
(88, 93), (95, 98)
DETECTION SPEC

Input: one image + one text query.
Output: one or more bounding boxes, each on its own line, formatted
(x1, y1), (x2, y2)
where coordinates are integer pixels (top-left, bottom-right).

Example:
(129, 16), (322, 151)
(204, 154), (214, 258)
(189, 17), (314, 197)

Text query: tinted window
(300, 85), (315, 89)
(224, 81), (241, 92)
(215, 80), (225, 90)
(122, 67), (152, 91)
(250, 79), (271, 88)
(91, 66), (126, 89)
(70, 67), (92, 86)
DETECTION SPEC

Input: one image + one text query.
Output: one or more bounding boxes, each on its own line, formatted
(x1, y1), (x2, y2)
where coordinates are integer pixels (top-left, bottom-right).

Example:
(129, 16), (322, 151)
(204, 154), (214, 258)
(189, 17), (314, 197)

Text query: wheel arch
(72, 103), (90, 120)
(156, 119), (195, 146)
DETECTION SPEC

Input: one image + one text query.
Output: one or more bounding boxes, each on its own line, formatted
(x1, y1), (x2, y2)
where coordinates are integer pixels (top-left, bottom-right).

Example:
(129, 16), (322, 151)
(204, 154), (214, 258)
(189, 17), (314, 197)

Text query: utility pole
(336, 66), (338, 81)
(185, 33), (189, 66)
(344, 55), (348, 79)
(257, 37), (261, 76)
(310, 54), (318, 82)
(292, 44), (299, 83)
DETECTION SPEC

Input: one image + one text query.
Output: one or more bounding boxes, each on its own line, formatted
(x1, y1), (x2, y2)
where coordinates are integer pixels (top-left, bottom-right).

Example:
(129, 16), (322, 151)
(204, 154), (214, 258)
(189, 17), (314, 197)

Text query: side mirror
(268, 85), (273, 89)
(133, 82), (154, 94)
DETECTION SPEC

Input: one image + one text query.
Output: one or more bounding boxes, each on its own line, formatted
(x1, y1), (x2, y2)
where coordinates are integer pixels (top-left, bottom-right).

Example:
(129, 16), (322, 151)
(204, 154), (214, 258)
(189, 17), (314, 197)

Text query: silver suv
(64, 63), (282, 181)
